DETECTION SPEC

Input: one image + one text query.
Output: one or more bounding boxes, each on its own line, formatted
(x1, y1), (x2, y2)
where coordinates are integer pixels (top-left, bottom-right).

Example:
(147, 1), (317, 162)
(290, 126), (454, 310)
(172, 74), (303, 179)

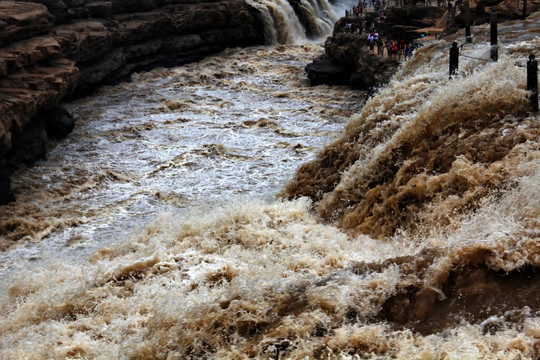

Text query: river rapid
(0, 5), (540, 360)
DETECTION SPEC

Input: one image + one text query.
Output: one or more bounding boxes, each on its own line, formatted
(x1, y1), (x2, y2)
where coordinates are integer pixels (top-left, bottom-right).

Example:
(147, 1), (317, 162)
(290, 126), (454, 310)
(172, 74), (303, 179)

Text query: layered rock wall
(0, 0), (264, 202)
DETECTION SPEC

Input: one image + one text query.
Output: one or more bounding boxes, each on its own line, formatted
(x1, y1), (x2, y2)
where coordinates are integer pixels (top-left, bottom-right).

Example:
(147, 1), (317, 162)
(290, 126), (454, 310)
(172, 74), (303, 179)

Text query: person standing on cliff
(404, 44), (411, 58)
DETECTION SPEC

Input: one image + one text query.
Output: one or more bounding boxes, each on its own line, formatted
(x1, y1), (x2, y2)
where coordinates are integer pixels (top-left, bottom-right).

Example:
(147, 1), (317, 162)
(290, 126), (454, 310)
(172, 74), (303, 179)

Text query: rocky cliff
(0, 0), (264, 203)
(305, 0), (539, 90)
(306, 33), (399, 89)
(304, 6), (447, 90)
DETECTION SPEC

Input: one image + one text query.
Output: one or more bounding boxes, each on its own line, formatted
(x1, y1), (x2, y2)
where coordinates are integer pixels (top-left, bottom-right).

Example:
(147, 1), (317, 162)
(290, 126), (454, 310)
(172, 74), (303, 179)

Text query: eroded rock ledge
(0, 0), (264, 203)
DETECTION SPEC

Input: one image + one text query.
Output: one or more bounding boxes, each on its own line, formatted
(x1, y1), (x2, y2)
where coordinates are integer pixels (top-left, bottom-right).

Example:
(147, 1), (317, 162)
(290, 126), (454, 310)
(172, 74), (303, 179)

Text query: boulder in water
(8, 118), (48, 168)
(44, 105), (76, 139)
(305, 54), (352, 86)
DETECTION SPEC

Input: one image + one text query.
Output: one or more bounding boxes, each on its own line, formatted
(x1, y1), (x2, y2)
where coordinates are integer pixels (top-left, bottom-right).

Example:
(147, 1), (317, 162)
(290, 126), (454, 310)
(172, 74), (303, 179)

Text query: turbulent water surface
(0, 7), (539, 360)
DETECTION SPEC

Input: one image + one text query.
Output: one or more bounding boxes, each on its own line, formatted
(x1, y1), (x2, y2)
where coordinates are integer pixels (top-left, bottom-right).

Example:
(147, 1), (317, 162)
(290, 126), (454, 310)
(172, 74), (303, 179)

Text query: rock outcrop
(306, 32), (399, 90)
(328, 33), (399, 89)
(305, 53), (354, 86)
(304, 5), (449, 90)
(304, 0), (540, 90)
(0, 0), (265, 203)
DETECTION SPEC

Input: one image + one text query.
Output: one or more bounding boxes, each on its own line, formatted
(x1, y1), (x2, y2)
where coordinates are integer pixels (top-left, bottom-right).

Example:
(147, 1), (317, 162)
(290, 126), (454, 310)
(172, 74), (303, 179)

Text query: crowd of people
(345, 0), (454, 18)
(345, 0), (387, 17)
(339, 0), (461, 60)
(372, 37), (415, 59)
(342, 4), (418, 60)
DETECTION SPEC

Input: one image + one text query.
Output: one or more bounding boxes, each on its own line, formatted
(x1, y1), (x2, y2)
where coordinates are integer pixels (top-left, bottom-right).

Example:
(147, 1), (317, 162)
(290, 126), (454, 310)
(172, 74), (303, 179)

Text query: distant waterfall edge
(245, 0), (357, 44)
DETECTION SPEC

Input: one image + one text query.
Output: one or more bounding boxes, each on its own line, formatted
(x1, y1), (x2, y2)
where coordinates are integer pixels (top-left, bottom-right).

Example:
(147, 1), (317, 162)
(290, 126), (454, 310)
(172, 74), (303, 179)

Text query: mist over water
(0, 4), (539, 360)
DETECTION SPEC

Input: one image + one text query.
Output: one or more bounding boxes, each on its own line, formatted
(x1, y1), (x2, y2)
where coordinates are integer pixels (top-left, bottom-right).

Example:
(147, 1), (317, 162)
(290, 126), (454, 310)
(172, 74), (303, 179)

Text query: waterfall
(298, 0), (337, 38)
(246, 0), (306, 44)
(245, 0), (357, 44)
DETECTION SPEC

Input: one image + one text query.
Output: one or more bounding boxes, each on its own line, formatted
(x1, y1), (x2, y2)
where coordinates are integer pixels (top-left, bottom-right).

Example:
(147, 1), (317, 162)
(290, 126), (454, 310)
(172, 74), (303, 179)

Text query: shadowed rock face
(305, 53), (353, 86)
(0, 2), (55, 47)
(0, 0), (265, 203)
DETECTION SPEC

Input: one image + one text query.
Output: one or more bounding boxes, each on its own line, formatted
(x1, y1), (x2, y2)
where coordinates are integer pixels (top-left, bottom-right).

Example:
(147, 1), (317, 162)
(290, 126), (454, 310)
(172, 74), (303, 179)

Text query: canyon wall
(0, 0), (264, 202)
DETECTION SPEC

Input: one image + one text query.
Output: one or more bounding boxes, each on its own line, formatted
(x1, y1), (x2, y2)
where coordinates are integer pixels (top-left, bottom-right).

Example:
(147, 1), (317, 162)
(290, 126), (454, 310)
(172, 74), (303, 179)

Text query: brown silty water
(0, 11), (539, 360)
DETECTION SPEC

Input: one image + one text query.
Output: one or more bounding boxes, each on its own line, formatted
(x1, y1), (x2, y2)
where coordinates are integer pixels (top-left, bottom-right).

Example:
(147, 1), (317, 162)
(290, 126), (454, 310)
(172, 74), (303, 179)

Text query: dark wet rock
(53, 20), (113, 63)
(162, 34), (202, 53)
(7, 119), (48, 168)
(0, 58), (80, 156)
(328, 34), (399, 89)
(110, 0), (160, 14)
(77, 48), (125, 88)
(0, 35), (63, 76)
(0, 164), (15, 205)
(43, 106), (76, 139)
(306, 33), (399, 90)
(305, 54), (352, 86)
(324, 33), (365, 68)
(349, 71), (366, 90)
(86, 2), (113, 18)
(382, 6), (446, 28)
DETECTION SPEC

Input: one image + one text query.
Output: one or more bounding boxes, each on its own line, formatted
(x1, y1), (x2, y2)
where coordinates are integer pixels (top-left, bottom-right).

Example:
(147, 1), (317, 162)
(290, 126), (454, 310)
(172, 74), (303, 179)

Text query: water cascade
(0, 3), (539, 360)
(246, 0), (355, 43)
(297, 0), (338, 38)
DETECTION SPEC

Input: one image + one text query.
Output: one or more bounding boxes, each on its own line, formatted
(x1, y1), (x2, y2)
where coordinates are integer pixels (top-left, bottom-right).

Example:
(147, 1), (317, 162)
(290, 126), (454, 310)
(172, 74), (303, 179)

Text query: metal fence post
(449, 42), (459, 78)
(528, 54), (538, 112)
(490, 7), (498, 61)
(464, 0), (472, 42)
